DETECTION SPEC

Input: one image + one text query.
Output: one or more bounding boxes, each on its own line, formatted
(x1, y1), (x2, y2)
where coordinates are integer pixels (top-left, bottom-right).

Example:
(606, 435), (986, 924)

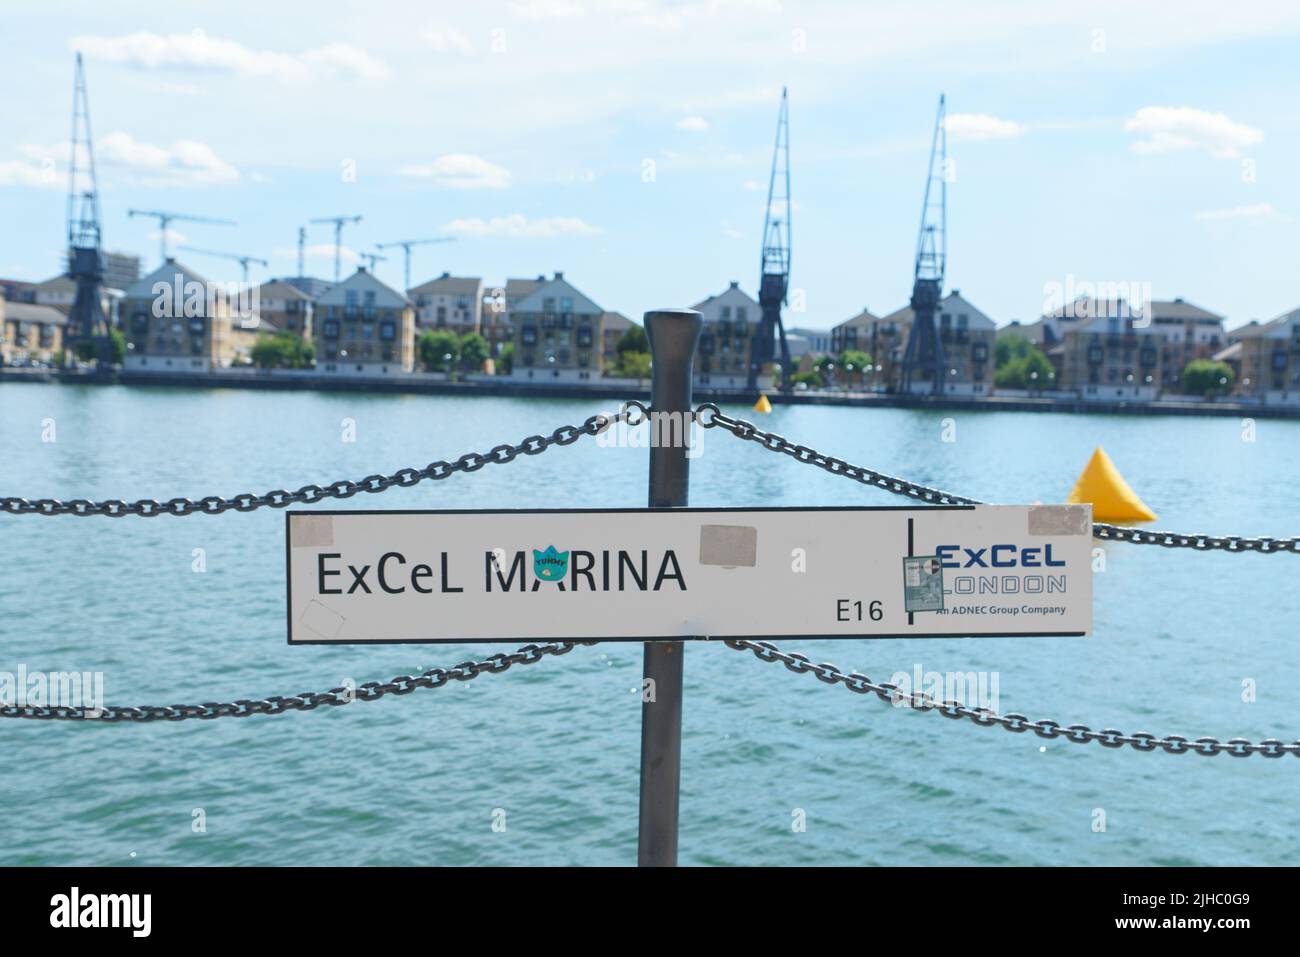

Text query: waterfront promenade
(3, 365), (1296, 420)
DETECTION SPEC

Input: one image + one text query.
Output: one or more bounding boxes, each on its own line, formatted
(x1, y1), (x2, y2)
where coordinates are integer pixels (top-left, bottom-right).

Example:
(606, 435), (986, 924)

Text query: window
(560, 296), (573, 313)
(345, 291), (358, 306)
(323, 320), (339, 338)
(543, 297), (556, 313)
(576, 326), (593, 347)
(521, 325), (537, 346)
(380, 322), (396, 341)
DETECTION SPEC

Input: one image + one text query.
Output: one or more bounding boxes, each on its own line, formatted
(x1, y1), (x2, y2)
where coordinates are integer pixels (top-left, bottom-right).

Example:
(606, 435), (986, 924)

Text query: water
(1, 381), (1297, 866)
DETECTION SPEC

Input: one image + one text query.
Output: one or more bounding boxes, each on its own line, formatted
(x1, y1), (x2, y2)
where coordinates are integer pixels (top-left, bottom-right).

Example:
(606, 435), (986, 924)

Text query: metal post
(638, 308), (702, 867)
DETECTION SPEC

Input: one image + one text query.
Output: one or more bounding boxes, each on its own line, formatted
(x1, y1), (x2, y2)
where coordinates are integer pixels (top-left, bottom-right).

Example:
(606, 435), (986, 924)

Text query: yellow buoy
(1067, 446), (1156, 523)
(753, 393), (773, 414)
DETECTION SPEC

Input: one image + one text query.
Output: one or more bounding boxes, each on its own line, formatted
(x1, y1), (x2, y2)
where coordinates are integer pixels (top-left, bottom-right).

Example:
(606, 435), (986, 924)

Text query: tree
(620, 351), (651, 381)
(836, 348), (872, 384)
(458, 332), (489, 373)
(74, 328), (127, 365)
(616, 324), (649, 357)
(250, 332), (314, 370)
(790, 369), (824, 389)
(496, 342), (514, 375)
(1182, 359), (1234, 397)
(418, 330), (461, 372)
(994, 334), (1054, 390)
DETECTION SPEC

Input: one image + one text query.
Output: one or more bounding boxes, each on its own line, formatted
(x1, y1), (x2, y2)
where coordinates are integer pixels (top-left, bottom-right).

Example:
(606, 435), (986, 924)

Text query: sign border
(285, 506), (1089, 645)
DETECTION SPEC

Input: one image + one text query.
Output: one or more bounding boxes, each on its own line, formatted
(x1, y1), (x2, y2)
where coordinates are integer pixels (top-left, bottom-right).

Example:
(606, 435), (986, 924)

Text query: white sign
(285, 505), (1093, 644)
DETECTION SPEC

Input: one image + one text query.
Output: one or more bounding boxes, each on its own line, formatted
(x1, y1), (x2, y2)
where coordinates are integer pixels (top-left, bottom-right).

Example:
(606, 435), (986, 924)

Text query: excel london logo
(533, 546), (569, 581)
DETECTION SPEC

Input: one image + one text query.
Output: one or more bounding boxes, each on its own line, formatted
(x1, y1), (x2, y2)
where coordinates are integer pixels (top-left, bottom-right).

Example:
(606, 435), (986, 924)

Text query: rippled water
(1, 381), (1298, 865)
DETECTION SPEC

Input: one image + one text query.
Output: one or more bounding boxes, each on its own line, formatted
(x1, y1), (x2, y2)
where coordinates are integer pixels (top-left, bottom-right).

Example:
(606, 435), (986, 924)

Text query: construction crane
(899, 94), (948, 396)
(377, 237), (457, 292)
(179, 246), (269, 284)
(296, 225), (307, 278)
(360, 251), (387, 272)
(748, 86), (794, 393)
(128, 209), (235, 264)
(310, 215), (362, 282)
(63, 52), (112, 370)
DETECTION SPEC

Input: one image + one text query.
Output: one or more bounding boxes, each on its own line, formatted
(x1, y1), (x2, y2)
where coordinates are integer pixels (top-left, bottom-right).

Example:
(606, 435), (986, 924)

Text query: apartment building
(1060, 311), (1165, 400)
(253, 279), (314, 339)
(831, 307), (898, 388)
(600, 311), (633, 370)
(313, 266), (415, 375)
(1148, 298), (1226, 391)
(481, 276), (545, 359)
(1, 298), (67, 365)
(880, 291), (996, 395)
(121, 259), (237, 374)
(409, 273), (484, 336)
(691, 282), (757, 388)
(509, 273), (605, 382)
(1233, 307), (1300, 405)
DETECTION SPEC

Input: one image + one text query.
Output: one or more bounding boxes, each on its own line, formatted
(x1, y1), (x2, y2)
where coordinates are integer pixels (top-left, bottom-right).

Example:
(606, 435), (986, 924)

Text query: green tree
(616, 324), (649, 357)
(457, 332), (489, 373)
(496, 342), (514, 375)
(620, 350), (652, 381)
(993, 334), (1054, 390)
(836, 349), (872, 382)
(1182, 359), (1234, 397)
(790, 369), (824, 389)
(418, 330), (461, 372)
(250, 332), (314, 370)
(74, 328), (127, 365)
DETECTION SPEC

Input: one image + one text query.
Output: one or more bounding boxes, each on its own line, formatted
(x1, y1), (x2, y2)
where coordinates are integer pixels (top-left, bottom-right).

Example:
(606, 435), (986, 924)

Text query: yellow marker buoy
(1067, 447), (1156, 523)
(753, 393), (773, 414)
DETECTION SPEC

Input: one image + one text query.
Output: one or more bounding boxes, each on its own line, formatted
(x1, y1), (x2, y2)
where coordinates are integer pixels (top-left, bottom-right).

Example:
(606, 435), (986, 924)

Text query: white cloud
(0, 159), (61, 189)
(99, 131), (240, 186)
(439, 214), (603, 238)
(676, 116), (709, 131)
(1126, 106), (1263, 159)
(150, 227), (189, 247)
(422, 26), (476, 54)
(944, 112), (1025, 142)
(72, 31), (389, 83)
(1195, 202), (1289, 223)
(742, 179), (763, 191)
(400, 153), (512, 189)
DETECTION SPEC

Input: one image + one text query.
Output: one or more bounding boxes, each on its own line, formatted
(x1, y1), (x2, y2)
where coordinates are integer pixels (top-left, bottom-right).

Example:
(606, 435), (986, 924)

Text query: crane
(128, 209), (235, 264)
(310, 215), (362, 282)
(748, 86), (794, 393)
(360, 251), (388, 272)
(377, 237), (457, 292)
(64, 52), (112, 370)
(179, 246), (269, 284)
(899, 94), (948, 396)
(296, 225), (307, 278)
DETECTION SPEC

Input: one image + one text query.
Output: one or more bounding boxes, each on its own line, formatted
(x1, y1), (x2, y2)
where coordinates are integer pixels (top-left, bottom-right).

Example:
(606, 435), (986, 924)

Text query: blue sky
(2, 0), (1298, 331)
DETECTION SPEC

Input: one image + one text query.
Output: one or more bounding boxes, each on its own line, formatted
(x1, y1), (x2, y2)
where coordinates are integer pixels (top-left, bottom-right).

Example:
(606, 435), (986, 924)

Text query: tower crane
(128, 209), (235, 264)
(179, 246), (269, 284)
(360, 251), (388, 272)
(310, 215), (362, 282)
(377, 237), (457, 291)
(64, 52), (112, 369)
(899, 94), (949, 396)
(748, 87), (794, 393)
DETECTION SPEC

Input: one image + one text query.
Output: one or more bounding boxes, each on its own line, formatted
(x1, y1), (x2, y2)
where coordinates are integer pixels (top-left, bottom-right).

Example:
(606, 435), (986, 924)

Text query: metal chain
(0, 641), (592, 721)
(725, 639), (1300, 757)
(0, 403), (647, 518)
(695, 403), (1300, 554)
